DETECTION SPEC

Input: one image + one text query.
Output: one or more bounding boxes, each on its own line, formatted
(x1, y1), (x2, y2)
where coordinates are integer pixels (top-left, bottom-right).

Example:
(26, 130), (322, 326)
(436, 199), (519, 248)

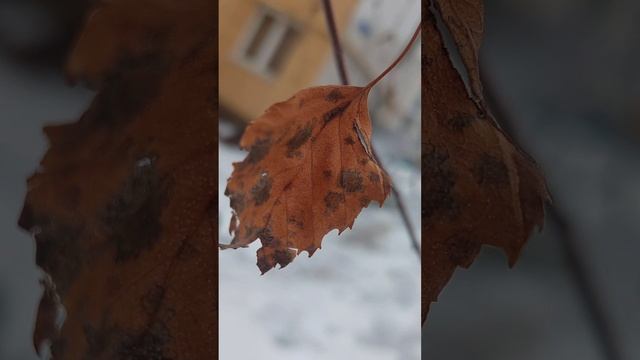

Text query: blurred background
(0, 1), (93, 359)
(424, 0), (640, 360)
(218, 0), (420, 359)
(0, 0), (639, 359)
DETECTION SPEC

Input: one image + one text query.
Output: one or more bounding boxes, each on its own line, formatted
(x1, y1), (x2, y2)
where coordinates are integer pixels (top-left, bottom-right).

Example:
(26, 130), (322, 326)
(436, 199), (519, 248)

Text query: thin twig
(389, 182), (421, 255)
(321, 0), (349, 85)
(482, 70), (624, 360)
(321, 0), (420, 257)
(366, 25), (421, 89)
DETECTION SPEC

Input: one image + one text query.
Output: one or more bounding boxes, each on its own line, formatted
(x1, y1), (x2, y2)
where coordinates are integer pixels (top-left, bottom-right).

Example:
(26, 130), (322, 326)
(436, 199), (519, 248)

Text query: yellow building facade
(219, 0), (357, 122)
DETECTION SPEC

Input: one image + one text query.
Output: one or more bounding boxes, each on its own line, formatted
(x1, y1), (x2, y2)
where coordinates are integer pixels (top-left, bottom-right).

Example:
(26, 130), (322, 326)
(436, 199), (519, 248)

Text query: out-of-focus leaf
(422, 3), (549, 322)
(19, 0), (218, 357)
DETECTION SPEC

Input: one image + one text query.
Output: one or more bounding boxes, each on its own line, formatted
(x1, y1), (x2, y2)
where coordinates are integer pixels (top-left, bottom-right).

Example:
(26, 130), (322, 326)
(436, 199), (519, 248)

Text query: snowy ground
(218, 141), (421, 360)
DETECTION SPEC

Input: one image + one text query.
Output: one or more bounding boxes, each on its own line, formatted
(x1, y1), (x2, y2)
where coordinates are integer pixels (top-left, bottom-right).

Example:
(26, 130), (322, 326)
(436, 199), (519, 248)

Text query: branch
(321, 0), (349, 85)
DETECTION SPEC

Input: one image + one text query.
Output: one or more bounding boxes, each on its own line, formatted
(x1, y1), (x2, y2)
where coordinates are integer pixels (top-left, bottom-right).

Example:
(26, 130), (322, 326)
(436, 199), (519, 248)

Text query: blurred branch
(341, 40), (400, 112)
(482, 67), (624, 360)
(321, 0), (349, 85)
(321, 0), (420, 257)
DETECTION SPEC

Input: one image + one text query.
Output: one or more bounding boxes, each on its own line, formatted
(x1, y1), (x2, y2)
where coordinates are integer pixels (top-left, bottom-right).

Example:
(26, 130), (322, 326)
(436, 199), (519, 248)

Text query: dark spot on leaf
(103, 159), (168, 263)
(115, 321), (173, 360)
(359, 197), (370, 207)
(325, 89), (345, 103)
(286, 124), (312, 157)
(446, 115), (475, 131)
(344, 136), (355, 145)
(339, 169), (364, 193)
(423, 146), (458, 219)
(245, 138), (271, 165)
(255, 248), (272, 273)
(358, 158), (368, 166)
(324, 192), (345, 212)
(257, 227), (275, 246)
(92, 70), (164, 126)
(256, 230), (296, 273)
(323, 102), (349, 124)
(256, 244), (288, 273)
(323, 170), (332, 179)
(474, 154), (509, 187)
(251, 174), (272, 206)
(274, 249), (295, 269)
(256, 248), (275, 274)
(288, 217), (304, 229)
(368, 172), (380, 183)
(83, 310), (173, 360)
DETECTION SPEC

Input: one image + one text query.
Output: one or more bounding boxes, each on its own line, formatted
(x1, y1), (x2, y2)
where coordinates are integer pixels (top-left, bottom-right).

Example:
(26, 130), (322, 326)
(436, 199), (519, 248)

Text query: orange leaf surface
(223, 86), (391, 273)
(19, 0), (217, 357)
(422, 5), (549, 321)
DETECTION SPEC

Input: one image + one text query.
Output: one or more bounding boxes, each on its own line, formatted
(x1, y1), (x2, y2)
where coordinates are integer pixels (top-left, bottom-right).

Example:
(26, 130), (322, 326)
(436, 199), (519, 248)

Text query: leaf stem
(366, 24), (421, 89)
(321, 0), (420, 257)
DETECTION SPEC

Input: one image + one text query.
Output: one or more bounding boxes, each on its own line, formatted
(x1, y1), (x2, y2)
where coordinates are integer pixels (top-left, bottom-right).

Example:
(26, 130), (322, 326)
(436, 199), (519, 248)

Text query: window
(236, 6), (300, 77)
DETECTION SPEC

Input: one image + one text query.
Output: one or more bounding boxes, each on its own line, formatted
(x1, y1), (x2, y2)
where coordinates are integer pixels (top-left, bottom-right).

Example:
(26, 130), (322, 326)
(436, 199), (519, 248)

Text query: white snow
(218, 142), (421, 360)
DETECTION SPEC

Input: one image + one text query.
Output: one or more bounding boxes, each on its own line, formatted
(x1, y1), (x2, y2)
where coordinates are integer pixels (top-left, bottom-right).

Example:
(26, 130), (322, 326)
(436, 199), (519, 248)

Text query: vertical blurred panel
(218, 1), (421, 359)
(423, 0), (640, 359)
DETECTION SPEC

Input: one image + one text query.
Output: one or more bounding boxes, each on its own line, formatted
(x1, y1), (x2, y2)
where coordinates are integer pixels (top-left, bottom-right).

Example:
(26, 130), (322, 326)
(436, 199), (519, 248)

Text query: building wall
(219, 0), (357, 122)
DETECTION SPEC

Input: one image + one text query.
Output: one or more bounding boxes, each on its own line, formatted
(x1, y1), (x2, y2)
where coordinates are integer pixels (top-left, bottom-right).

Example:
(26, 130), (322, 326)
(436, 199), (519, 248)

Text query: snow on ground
(218, 142), (421, 360)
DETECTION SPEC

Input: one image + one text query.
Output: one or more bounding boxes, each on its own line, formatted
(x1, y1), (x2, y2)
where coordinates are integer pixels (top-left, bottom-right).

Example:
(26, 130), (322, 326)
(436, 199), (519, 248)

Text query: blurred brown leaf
(422, 4), (549, 322)
(19, 0), (217, 357)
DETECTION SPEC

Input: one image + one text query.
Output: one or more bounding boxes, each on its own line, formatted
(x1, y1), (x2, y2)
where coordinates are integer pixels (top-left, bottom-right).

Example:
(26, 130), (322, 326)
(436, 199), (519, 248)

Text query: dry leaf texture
(422, 3), (549, 321)
(223, 86), (391, 273)
(19, 0), (217, 358)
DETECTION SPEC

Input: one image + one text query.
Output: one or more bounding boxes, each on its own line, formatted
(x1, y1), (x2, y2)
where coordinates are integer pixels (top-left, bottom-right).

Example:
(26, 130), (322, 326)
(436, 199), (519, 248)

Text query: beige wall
(219, 0), (357, 121)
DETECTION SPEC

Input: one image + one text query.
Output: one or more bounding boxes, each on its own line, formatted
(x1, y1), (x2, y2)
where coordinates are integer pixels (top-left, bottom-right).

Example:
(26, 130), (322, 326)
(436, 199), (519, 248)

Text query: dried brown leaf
(19, 0), (217, 358)
(223, 86), (391, 273)
(422, 6), (549, 321)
